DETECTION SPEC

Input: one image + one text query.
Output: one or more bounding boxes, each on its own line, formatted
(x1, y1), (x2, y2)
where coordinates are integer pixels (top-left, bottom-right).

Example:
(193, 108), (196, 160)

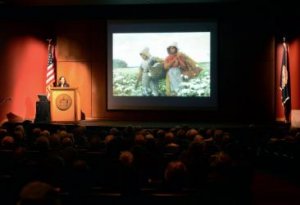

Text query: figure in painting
(135, 47), (164, 96)
(164, 42), (202, 96)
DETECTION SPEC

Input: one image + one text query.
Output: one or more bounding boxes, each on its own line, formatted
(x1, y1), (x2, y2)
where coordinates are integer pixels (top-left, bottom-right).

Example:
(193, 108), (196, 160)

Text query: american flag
(46, 40), (56, 98)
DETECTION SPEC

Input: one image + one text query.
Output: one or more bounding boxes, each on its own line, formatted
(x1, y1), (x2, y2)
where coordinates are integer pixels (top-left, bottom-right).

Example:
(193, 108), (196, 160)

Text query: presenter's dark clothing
(56, 83), (70, 87)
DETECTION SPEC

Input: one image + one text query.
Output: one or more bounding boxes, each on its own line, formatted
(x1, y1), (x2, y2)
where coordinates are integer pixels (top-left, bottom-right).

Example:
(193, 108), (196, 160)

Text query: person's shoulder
(179, 52), (192, 60)
(178, 52), (187, 57)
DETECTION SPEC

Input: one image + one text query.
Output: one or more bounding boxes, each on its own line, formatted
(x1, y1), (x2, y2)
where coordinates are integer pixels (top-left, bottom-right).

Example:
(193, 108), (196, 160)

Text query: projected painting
(112, 32), (211, 97)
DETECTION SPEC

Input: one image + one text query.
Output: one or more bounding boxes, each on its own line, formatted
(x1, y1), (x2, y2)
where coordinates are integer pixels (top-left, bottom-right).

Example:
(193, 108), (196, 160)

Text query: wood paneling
(56, 22), (93, 61)
(91, 62), (106, 119)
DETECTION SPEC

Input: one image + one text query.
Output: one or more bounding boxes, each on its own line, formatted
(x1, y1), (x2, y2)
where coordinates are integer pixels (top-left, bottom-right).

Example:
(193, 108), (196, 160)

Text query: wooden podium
(50, 87), (81, 122)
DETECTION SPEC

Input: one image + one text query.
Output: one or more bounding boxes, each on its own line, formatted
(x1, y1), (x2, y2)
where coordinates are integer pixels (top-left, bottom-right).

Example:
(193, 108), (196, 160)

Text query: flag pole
(46, 39), (52, 50)
(46, 38), (52, 44)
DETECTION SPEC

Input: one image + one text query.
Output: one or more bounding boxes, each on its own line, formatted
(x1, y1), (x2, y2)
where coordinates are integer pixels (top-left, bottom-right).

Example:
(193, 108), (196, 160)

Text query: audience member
(17, 181), (61, 205)
(164, 160), (187, 191)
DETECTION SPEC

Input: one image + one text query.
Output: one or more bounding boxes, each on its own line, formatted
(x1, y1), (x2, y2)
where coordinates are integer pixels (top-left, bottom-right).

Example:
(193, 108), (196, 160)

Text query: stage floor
(48, 119), (278, 130)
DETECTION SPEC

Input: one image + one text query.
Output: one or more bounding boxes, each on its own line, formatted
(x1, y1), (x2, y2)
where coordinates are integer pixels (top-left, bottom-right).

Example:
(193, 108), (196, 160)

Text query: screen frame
(107, 19), (218, 110)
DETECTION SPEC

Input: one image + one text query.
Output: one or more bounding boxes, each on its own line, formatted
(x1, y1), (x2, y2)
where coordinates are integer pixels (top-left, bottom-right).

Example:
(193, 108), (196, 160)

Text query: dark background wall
(1, 2), (295, 123)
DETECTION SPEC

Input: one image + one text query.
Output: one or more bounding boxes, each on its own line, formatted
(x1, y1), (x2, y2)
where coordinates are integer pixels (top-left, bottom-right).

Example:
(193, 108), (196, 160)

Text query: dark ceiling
(1, 0), (238, 6)
(0, 0), (278, 6)
(0, 0), (297, 20)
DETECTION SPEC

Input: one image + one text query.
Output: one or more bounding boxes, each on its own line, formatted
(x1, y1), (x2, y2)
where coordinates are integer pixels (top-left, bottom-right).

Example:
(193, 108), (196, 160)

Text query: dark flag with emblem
(280, 38), (291, 122)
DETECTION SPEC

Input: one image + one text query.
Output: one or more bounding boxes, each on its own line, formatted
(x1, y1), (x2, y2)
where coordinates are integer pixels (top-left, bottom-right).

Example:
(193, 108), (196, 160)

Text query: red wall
(0, 35), (48, 122)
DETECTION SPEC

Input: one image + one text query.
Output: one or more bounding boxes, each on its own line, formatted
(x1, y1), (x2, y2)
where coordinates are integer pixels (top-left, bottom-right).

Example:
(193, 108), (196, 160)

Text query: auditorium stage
(79, 120), (244, 129)
(46, 119), (282, 130)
